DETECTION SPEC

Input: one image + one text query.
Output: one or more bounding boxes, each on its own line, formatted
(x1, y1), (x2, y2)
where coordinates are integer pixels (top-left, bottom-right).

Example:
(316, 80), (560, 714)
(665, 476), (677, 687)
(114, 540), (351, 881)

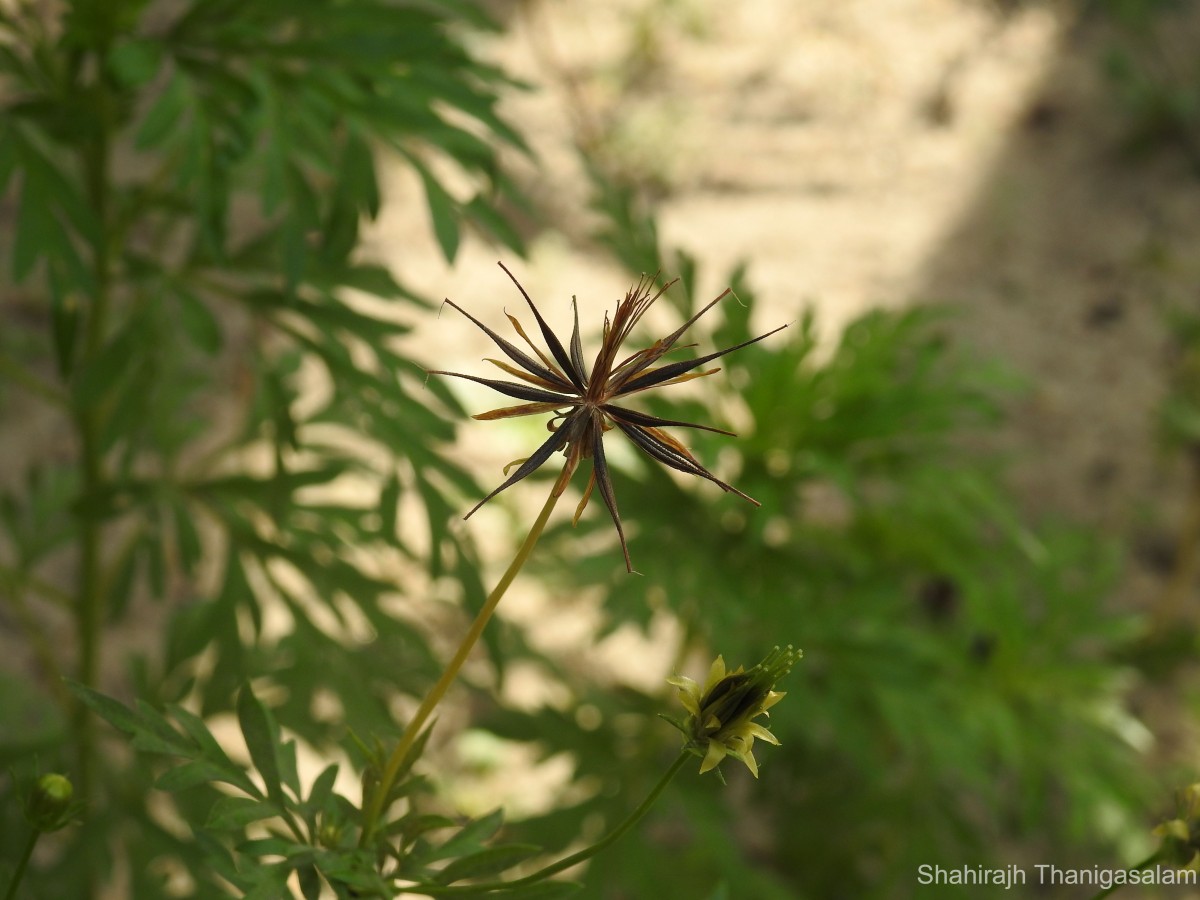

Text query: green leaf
(306, 763), (339, 811)
(72, 314), (143, 406)
(136, 69), (188, 149)
(343, 131), (380, 217)
(175, 287), (223, 354)
(156, 758), (248, 794)
(0, 124), (16, 198)
(328, 263), (420, 302)
(240, 863), (293, 900)
(12, 163), (64, 281)
(146, 524), (166, 598)
(282, 219), (307, 291)
(432, 809), (505, 861)
(0, 673), (66, 762)
(133, 699), (191, 753)
(167, 704), (230, 762)
(168, 704), (259, 794)
(464, 194), (524, 254)
(434, 844), (541, 885)
(43, 282), (80, 378)
(495, 881), (583, 898)
(206, 795), (279, 831)
(414, 162), (460, 263)
(69, 682), (142, 736)
(379, 471), (400, 542)
(278, 738), (301, 798)
(173, 499), (203, 576)
(107, 38), (162, 87)
(13, 132), (100, 244)
(297, 864), (322, 900)
(237, 685), (285, 805)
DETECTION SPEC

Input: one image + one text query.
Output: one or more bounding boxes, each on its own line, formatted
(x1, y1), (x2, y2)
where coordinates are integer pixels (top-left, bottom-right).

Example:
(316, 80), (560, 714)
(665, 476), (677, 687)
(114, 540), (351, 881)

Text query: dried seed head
(430, 262), (787, 572)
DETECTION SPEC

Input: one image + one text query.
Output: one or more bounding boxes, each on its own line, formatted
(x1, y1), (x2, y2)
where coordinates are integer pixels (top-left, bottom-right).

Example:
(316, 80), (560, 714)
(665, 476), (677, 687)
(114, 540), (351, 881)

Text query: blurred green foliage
(1093, 0), (1200, 171)
(474, 180), (1155, 898)
(0, 1), (1166, 898)
(1160, 308), (1200, 450)
(0, 0), (521, 895)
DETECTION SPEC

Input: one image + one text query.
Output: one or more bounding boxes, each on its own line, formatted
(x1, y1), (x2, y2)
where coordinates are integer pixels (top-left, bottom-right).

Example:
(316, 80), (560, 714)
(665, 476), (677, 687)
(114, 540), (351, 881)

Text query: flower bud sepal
(22, 772), (79, 834)
(666, 646), (800, 782)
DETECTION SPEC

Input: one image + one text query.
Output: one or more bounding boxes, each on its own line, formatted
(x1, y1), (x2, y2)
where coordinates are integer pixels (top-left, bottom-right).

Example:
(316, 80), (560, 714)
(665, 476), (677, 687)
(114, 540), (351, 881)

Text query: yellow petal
(476, 403), (565, 423)
(699, 740), (727, 774)
(667, 675), (702, 718)
(740, 750), (760, 778)
(760, 690), (786, 713)
(745, 722), (780, 746)
(667, 674), (699, 693)
(703, 656), (727, 693)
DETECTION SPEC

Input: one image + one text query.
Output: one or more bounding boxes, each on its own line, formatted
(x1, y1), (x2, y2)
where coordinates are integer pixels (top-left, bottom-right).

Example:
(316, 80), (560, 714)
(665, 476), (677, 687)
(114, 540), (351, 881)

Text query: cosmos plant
(357, 263), (797, 887)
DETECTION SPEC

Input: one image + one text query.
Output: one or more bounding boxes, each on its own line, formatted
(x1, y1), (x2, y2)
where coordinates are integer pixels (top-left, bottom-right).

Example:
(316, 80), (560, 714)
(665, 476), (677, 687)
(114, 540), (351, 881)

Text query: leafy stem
(412, 751), (691, 895)
(359, 470), (566, 847)
(71, 41), (115, 815)
(1090, 850), (1166, 900)
(0, 353), (69, 408)
(0, 576), (69, 708)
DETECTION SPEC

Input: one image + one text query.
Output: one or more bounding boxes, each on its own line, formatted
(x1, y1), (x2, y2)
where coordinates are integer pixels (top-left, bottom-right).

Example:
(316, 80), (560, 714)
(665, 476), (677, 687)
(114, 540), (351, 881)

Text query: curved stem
(0, 354), (69, 409)
(359, 481), (564, 846)
(0, 579), (69, 708)
(409, 751), (691, 896)
(2, 830), (39, 900)
(1089, 851), (1165, 900)
(72, 52), (114, 818)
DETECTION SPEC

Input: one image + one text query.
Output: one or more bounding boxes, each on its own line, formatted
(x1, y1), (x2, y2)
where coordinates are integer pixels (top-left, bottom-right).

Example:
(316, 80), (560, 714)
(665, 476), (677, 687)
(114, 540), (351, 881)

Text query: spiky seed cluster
(667, 645), (800, 778)
(430, 261), (787, 572)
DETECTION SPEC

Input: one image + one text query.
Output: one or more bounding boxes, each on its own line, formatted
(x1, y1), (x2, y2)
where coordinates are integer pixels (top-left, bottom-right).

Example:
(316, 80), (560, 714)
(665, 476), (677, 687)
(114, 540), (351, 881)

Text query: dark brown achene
(430, 261), (787, 572)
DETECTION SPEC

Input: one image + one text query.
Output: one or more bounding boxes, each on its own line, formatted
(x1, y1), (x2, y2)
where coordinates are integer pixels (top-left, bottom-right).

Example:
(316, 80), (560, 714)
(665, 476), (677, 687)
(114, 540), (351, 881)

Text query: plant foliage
(0, 0), (526, 895)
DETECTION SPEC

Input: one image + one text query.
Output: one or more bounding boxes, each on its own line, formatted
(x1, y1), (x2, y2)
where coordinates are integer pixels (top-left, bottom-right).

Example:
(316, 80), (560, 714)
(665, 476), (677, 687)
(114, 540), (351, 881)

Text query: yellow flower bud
(24, 773), (75, 832)
(667, 645), (799, 779)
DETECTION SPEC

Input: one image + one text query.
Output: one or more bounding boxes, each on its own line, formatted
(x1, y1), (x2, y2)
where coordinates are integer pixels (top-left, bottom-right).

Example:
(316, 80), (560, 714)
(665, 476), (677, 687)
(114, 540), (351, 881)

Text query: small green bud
(24, 773), (75, 832)
(318, 818), (343, 849)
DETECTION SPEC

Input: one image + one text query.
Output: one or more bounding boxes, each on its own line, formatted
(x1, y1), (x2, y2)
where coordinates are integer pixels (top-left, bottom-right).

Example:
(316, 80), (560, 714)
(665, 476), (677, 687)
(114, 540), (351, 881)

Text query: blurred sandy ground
(371, 1), (1061, 339)
(364, 0), (1200, 599)
(6, 0), (1196, 855)
(354, 0), (1071, 813)
(364, 0), (1062, 560)
(351, 0), (1200, 807)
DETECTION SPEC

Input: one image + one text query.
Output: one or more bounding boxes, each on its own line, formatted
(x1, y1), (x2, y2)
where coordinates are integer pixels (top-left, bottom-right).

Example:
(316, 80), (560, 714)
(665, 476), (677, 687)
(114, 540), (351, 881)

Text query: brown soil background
(5, 0), (1200, 889)
(365, 0), (1200, 821)
(372, 0), (1200, 622)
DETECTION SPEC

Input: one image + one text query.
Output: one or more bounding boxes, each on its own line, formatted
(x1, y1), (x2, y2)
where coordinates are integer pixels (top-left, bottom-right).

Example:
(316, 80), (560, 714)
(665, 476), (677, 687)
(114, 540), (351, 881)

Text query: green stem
(2, 830), (39, 900)
(72, 43), (114, 826)
(359, 482), (564, 847)
(72, 314), (104, 801)
(0, 579), (70, 708)
(0, 563), (73, 608)
(0, 354), (69, 409)
(410, 751), (691, 896)
(1090, 851), (1165, 900)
